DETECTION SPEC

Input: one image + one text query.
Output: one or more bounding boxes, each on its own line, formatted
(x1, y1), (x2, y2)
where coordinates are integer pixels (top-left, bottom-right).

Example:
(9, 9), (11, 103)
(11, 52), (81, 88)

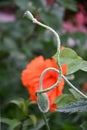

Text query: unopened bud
(24, 10), (34, 21)
(37, 93), (49, 113)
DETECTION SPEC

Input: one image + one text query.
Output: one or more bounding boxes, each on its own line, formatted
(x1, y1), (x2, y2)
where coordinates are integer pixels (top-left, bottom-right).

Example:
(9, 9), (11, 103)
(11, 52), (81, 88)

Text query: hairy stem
(62, 74), (87, 99)
(37, 67), (87, 98)
(24, 11), (62, 93)
(36, 67), (61, 93)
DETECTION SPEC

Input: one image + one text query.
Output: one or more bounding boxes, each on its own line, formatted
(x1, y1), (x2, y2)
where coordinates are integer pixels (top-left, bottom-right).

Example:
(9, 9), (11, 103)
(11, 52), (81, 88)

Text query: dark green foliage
(0, 0), (87, 130)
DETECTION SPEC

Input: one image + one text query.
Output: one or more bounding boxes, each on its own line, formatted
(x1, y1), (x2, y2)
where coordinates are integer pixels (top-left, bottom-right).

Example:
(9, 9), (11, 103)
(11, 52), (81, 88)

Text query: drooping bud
(24, 11), (34, 21)
(37, 93), (49, 113)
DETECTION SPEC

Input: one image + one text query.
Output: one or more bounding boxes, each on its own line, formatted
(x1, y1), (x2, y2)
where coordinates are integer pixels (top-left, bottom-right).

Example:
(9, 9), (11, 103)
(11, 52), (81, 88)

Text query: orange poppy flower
(21, 56), (68, 111)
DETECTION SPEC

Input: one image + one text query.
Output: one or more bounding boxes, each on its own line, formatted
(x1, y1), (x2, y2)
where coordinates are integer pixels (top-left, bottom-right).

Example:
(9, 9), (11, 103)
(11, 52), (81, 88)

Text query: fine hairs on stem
(38, 67), (87, 99)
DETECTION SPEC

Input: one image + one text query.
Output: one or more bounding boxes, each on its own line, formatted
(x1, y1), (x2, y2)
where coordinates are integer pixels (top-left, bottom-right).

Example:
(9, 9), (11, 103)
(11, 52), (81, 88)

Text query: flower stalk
(43, 113), (50, 130)
(38, 67), (87, 98)
(24, 10), (87, 130)
(24, 10), (63, 130)
(24, 10), (87, 101)
(24, 10), (62, 93)
(24, 10), (87, 99)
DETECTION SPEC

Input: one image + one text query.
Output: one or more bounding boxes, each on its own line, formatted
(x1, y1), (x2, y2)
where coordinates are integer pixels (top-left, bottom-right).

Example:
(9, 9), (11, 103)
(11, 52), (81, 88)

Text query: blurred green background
(0, 0), (87, 130)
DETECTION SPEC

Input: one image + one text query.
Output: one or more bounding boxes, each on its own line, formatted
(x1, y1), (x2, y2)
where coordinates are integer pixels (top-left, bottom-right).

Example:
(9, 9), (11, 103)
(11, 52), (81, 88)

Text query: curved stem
(24, 11), (62, 92)
(62, 75), (87, 99)
(32, 17), (62, 74)
(36, 67), (61, 94)
(37, 67), (87, 98)
(24, 11), (87, 98)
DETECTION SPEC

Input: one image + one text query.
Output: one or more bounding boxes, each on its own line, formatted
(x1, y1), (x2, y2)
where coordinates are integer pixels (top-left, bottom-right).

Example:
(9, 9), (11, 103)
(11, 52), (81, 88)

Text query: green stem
(43, 113), (50, 130)
(34, 19), (62, 93)
(24, 11), (87, 99)
(37, 67), (87, 98)
(24, 11), (62, 93)
(32, 17), (62, 80)
(62, 74), (87, 99)
(32, 15), (62, 72)
(24, 11), (60, 55)
(36, 67), (61, 94)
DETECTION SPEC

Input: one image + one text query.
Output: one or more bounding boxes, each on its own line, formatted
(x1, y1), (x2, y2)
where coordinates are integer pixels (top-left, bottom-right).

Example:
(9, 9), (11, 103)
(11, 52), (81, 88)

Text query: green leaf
(21, 118), (37, 128)
(53, 47), (87, 74)
(37, 93), (49, 113)
(56, 98), (87, 113)
(54, 94), (76, 106)
(1, 118), (21, 130)
(80, 61), (87, 72)
(66, 59), (82, 74)
(9, 119), (21, 130)
(9, 98), (29, 116)
(29, 115), (37, 127)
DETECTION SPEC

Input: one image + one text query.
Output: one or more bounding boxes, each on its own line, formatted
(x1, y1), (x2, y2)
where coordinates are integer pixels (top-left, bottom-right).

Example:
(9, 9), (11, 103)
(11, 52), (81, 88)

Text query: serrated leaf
(54, 94), (76, 106)
(56, 98), (87, 113)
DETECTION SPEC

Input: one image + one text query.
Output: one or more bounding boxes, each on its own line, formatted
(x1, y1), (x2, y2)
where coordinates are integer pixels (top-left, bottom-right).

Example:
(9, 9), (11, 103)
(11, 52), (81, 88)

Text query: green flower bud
(24, 11), (34, 21)
(37, 93), (49, 113)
